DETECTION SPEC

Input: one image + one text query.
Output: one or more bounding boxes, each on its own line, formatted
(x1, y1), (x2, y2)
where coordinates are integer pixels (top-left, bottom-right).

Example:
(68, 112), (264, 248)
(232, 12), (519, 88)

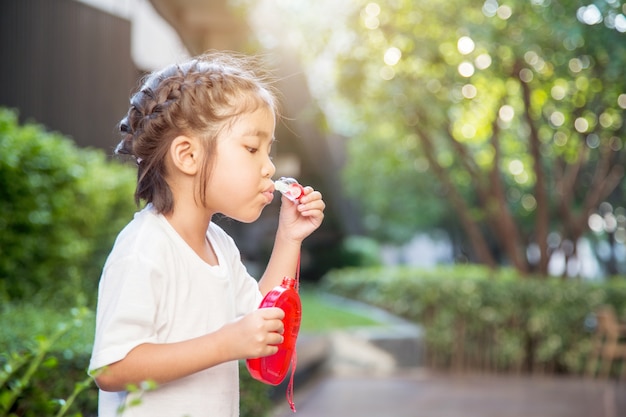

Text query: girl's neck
(165, 206), (218, 266)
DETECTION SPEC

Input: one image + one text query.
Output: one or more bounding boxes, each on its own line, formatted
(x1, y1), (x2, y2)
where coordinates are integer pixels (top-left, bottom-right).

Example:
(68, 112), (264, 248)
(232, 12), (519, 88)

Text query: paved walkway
(272, 370), (626, 417)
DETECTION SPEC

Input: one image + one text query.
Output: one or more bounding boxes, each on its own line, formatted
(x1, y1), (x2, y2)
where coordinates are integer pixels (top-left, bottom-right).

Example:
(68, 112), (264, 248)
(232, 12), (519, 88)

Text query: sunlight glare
(568, 58), (583, 73)
(498, 105), (515, 122)
(475, 53), (492, 69)
(599, 112), (613, 128)
(482, 0), (498, 17)
(615, 14), (626, 32)
(365, 2), (381, 16)
(458, 61), (475, 77)
(602, 213), (618, 234)
(363, 3), (381, 29)
(550, 111), (565, 127)
(462, 84), (477, 99)
(588, 213), (604, 233)
(519, 68), (534, 82)
(551, 85), (566, 100)
(384, 47), (402, 65)
(574, 117), (589, 133)
(457, 36), (475, 55)
(577, 5), (603, 25)
(497, 5), (512, 19)
(508, 159), (524, 175)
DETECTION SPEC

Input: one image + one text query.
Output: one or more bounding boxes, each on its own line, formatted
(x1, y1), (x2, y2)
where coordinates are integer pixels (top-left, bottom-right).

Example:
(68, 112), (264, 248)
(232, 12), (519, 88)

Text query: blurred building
(0, 0), (137, 151)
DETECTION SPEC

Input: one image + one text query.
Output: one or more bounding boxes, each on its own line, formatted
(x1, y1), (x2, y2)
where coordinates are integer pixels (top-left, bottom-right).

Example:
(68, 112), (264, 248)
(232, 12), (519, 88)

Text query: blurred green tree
(300, 0), (626, 276)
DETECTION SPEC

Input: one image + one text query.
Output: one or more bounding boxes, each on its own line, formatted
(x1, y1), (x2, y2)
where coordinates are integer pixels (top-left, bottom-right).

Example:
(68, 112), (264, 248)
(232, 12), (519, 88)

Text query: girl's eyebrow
(244, 130), (276, 145)
(242, 129), (273, 140)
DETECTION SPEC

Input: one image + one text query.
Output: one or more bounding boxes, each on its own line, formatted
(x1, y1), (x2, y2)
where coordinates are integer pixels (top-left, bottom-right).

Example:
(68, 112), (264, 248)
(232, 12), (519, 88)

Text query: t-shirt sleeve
(89, 255), (163, 373)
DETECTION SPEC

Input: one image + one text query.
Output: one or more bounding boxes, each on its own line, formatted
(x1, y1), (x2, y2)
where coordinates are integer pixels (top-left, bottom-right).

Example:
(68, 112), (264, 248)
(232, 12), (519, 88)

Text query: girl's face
(204, 105), (277, 222)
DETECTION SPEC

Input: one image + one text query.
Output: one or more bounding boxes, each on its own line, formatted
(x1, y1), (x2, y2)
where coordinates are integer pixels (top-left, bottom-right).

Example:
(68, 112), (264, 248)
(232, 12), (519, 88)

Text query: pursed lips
(262, 187), (275, 203)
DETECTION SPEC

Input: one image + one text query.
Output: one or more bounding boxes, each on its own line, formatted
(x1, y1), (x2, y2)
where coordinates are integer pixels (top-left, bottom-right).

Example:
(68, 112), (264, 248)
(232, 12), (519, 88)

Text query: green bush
(0, 108), (137, 305)
(0, 307), (97, 417)
(1, 303), (273, 417)
(322, 265), (626, 375)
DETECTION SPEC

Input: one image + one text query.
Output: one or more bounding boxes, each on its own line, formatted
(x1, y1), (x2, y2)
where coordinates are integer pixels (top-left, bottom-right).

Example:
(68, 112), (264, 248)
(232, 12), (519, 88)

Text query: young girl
(89, 52), (325, 417)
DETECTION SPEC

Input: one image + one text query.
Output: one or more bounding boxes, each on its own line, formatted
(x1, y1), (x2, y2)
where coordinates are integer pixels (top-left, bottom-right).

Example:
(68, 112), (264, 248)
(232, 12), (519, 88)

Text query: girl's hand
(278, 186), (325, 243)
(224, 307), (285, 359)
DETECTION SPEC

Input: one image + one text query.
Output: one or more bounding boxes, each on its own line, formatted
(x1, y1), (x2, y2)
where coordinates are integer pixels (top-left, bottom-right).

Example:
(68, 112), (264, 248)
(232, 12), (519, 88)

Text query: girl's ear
(169, 135), (201, 175)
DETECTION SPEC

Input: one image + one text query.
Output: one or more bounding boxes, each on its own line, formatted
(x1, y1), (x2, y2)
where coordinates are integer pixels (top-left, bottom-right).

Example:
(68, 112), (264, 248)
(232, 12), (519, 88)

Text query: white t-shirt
(89, 205), (263, 417)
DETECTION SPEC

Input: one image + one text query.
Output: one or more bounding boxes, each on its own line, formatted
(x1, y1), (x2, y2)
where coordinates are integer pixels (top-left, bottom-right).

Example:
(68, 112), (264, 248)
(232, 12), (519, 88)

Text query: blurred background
(1, 0), (626, 416)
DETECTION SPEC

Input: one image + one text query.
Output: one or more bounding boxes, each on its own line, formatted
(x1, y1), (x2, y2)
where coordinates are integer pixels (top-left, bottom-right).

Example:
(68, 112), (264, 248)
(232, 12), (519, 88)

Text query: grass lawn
(299, 289), (384, 332)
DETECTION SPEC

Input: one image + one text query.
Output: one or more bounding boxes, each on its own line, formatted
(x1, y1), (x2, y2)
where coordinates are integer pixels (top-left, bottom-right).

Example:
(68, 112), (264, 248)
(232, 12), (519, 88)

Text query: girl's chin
(225, 209), (264, 224)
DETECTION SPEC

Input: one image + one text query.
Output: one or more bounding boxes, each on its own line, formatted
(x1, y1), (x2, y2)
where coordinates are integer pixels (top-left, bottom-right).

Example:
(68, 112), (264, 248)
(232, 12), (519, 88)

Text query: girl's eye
(246, 146), (258, 154)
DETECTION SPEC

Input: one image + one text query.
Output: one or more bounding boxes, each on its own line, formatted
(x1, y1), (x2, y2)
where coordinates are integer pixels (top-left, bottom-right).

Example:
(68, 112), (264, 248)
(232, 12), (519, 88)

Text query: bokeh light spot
(458, 61), (475, 77)
(384, 47), (402, 66)
(457, 36), (475, 55)
(475, 53), (492, 69)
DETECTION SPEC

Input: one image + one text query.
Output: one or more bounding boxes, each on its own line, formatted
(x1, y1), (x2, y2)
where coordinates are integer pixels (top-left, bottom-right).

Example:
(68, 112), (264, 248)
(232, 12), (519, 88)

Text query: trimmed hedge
(322, 265), (626, 375)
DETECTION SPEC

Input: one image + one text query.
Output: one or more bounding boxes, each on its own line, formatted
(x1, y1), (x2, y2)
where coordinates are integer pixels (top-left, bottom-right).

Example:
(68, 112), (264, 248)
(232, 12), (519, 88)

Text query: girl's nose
(262, 158), (276, 178)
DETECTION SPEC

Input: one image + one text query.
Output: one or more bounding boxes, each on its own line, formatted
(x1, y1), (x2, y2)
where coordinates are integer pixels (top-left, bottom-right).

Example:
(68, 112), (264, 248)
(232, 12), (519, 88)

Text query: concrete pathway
(273, 370), (625, 417)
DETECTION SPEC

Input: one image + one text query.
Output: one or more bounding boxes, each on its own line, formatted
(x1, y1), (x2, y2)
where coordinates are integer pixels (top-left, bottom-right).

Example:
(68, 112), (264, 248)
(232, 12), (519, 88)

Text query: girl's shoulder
(107, 206), (179, 263)
(117, 205), (167, 240)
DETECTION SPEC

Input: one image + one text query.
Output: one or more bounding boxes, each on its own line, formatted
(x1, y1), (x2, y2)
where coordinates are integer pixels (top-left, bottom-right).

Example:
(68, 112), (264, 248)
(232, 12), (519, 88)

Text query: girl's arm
(258, 187), (325, 295)
(94, 306), (284, 392)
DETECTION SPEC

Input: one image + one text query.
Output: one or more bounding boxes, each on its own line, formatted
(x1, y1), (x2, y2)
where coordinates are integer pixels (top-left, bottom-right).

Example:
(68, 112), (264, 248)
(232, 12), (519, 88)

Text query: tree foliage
(320, 0), (626, 275)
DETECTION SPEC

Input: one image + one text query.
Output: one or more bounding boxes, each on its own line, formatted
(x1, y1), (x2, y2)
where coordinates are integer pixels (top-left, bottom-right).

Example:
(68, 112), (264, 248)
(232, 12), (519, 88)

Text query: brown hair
(116, 51), (280, 214)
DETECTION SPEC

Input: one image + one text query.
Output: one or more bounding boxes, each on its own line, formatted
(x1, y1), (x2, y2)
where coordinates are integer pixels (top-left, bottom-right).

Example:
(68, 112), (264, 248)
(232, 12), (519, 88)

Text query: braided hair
(116, 51), (279, 214)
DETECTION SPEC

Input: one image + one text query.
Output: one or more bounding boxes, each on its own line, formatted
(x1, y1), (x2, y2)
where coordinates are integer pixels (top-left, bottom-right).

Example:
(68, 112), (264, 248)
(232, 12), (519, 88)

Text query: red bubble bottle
(246, 276), (301, 385)
(246, 276), (301, 411)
